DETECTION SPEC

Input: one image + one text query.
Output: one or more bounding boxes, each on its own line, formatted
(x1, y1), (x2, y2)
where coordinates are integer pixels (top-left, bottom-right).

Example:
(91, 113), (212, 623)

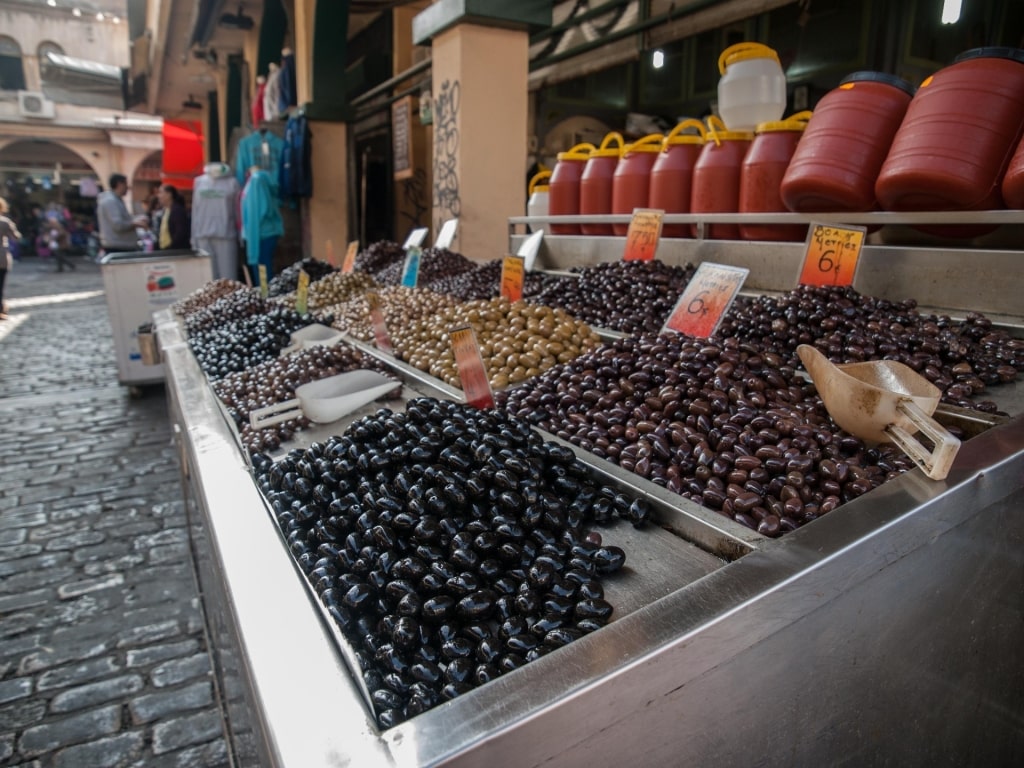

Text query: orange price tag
(799, 223), (866, 287)
(367, 293), (393, 354)
(663, 262), (749, 339)
(450, 325), (495, 409)
(341, 240), (359, 274)
(325, 239), (337, 266)
(500, 255), (525, 302)
(623, 208), (664, 262)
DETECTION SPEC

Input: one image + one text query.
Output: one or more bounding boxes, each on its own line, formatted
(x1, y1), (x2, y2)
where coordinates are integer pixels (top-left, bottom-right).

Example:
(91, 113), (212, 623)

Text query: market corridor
(0, 257), (229, 767)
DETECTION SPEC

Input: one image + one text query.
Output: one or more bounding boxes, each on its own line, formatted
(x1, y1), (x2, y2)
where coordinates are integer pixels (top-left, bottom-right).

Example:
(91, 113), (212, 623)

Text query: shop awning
(40, 51), (127, 110)
(162, 120), (205, 190)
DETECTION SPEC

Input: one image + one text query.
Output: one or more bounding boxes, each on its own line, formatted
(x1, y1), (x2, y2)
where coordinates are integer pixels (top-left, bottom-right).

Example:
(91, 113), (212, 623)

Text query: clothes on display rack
(240, 168), (284, 283)
(252, 75), (267, 126)
(280, 112), (312, 199)
(193, 162), (242, 280)
(278, 48), (297, 115)
(235, 129), (285, 200)
(264, 62), (282, 122)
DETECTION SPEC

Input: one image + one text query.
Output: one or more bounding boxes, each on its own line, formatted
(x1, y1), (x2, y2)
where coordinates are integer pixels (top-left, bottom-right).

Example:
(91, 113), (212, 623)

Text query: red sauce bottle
(580, 132), (623, 236)
(691, 116), (752, 240)
(548, 143), (594, 235)
(612, 134), (664, 235)
(649, 119), (707, 238)
(739, 111), (811, 241)
(781, 72), (914, 213)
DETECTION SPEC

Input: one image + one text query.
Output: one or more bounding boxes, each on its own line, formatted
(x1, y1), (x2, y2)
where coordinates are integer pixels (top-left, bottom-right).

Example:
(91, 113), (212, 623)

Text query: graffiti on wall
(432, 79), (461, 230)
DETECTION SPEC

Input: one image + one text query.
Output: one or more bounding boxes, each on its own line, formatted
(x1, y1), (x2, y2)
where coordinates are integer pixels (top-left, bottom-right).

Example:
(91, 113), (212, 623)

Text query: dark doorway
(354, 130), (392, 246)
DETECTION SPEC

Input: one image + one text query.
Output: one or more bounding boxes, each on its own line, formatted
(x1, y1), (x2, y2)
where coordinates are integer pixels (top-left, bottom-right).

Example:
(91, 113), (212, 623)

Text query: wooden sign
(663, 262), (748, 339)
(451, 325), (495, 409)
(341, 240), (359, 274)
(623, 208), (664, 262)
(799, 223), (866, 287)
(500, 255), (525, 302)
(392, 95), (414, 181)
(295, 270), (310, 315)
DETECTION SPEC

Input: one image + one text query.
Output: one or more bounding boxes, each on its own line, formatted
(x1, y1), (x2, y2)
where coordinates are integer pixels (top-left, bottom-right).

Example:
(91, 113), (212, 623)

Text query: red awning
(162, 119), (204, 190)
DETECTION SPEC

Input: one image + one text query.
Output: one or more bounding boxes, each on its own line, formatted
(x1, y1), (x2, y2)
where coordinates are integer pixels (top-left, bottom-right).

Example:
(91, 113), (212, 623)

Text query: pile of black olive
(188, 306), (320, 379)
(532, 260), (698, 334)
(372, 247), (478, 288)
(719, 285), (1022, 409)
(353, 240), (406, 276)
(253, 397), (649, 728)
(268, 257), (338, 297)
(172, 278), (247, 317)
(183, 287), (271, 336)
(426, 258), (558, 302)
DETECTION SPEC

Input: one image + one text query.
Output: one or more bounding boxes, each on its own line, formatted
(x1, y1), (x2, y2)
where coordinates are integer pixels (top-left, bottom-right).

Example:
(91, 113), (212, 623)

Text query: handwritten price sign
(799, 223), (866, 287)
(341, 240), (359, 274)
(451, 326), (495, 409)
(258, 265), (268, 299)
(295, 270), (310, 315)
(663, 262), (749, 338)
(500, 255), (525, 302)
(367, 293), (393, 354)
(623, 208), (664, 262)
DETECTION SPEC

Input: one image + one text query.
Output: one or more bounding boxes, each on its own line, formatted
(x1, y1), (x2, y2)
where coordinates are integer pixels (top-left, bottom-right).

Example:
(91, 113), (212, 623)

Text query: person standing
(0, 196), (22, 319)
(192, 163), (241, 280)
(97, 173), (147, 255)
(46, 213), (75, 272)
(157, 184), (190, 250)
(240, 167), (283, 284)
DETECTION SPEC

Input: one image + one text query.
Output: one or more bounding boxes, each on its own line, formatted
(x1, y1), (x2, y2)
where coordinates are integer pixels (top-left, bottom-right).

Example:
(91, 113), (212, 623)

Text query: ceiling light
(182, 95), (203, 110)
(652, 50), (665, 70)
(47, 0), (56, 7)
(942, 0), (962, 24)
(219, 4), (254, 30)
(72, 7), (81, 16)
(96, 11), (103, 20)
(112, 16), (120, 24)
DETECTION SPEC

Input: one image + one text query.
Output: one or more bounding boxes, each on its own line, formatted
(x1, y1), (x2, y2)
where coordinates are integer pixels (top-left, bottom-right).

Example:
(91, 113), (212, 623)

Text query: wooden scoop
(796, 344), (960, 480)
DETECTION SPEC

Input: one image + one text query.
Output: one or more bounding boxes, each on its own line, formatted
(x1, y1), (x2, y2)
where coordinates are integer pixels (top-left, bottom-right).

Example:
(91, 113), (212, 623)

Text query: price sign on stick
(517, 230), (544, 272)
(404, 227), (428, 249)
(258, 265), (268, 299)
(500, 255), (525, 302)
(435, 218), (458, 250)
(451, 326), (495, 409)
(295, 270), (310, 315)
(623, 208), (664, 262)
(799, 223), (866, 287)
(663, 262), (749, 338)
(341, 240), (359, 274)
(367, 293), (393, 354)
(325, 239), (337, 267)
(401, 246), (422, 287)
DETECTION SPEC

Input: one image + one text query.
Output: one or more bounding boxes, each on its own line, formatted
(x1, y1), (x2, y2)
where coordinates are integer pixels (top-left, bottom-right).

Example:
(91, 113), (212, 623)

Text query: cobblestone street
(0, 255), (229, 767)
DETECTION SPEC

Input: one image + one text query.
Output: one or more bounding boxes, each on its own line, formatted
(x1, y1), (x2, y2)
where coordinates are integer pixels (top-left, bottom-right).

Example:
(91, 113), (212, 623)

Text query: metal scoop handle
(249, 398), (302, 429)
(884, 399), (961, 481)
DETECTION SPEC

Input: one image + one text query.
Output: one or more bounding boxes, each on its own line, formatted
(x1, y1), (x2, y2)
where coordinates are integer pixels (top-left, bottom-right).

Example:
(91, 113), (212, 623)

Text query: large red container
(548, 143), (594, 235)
(739, 111), (811, 241)
(580, 132), (623, 236)
(649, 119), (706, 237)
(1003, 133), (1024, 209)
(612, 134), (664, 235)
(691, 117), (752, 239)
(876, 47), (1024, 213)
(781, 72), (914, 212)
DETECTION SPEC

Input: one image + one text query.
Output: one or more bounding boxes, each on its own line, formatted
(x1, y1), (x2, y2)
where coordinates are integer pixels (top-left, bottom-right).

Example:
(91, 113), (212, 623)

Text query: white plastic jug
(717, 42), (786, 132)
(527, 169), (552, 234)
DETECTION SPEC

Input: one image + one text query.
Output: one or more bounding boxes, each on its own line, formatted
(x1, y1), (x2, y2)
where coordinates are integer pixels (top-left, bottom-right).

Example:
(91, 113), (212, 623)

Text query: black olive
(576, 617), (605, 634)
(342, 582), (374, 612)
(410, 661), (442, 685)
(542, 595), (576, 618)
(543, 627), (583, 648)
(457, 590), (497, 621)
(574, 598), (613, 621)
(592, 546), (626, 574)
(392, 616), (420, 649)
(421, 595), (456, 622)
(441, 637), (474, 660)
(445, 572), (481, 597)
(514, 590), (542, 616)
(529, 614), (566, 638)
(444, 657), (474, 685)
(473, 663), (499, 685)
(497, 653), (526, 673)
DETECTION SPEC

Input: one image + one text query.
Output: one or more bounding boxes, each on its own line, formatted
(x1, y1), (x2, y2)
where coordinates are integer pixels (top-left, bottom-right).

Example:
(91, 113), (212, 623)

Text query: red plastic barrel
(781, 72), (913, 212)
(612, 134), (664, 235)
(548, 143), (594, 235)
(876, 47), (1024, 215)
(649, 119), (706, 237)
(1003, 133), (1024, 209)
(691, 117), (752, 239)
(580, 132), (623, 236)
(739, 111), (811, 241)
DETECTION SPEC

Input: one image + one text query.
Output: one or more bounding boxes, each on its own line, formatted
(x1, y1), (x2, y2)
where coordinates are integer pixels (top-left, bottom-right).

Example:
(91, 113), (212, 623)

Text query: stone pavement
(0, 254), (229, 767)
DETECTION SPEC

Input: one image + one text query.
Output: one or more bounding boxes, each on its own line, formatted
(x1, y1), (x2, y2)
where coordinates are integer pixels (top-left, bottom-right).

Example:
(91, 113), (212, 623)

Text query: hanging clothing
(263, 63), (282, 122)
(235, 130), (285, 200)
(278, 50), (297, 115)
(252, 77), (267, 126)
(240, 169), (284, 270)
(280, 113), (312, 199)
(193, 165), (242, 280)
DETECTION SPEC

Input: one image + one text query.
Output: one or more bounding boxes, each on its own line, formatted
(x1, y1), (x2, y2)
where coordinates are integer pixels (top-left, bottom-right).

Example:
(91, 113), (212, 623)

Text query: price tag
(799, 222), (866, 287)
(341, 240), (359, 274)
(500, 255), (526, 302)
(404, 227), (429, 249)
(434, 218), (458, 250)
(623, 208), (664, 262)
(295, 270), (310, 315)
(258, 265), (268, 299)
(401, 246), (422, 288)
(517, 230), (544, 272)
(451, 325), (495, 409)
(325, 239), (337, 267)
(663, 262), (749, 339)
(367, 293), (393, 354)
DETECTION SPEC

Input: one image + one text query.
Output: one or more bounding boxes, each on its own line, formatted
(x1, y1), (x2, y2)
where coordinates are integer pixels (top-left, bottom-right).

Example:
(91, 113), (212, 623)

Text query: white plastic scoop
(278, 323), (346, 356)
(797, 344), (961, 481)
(249, 370), (400, 429)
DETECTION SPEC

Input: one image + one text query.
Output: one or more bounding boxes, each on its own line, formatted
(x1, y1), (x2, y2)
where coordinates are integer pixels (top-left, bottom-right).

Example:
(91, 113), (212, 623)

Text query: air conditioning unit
(18, 91), (56, 119)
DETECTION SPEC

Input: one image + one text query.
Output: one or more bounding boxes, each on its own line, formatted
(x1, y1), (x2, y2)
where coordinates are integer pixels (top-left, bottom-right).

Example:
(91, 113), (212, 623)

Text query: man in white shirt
(97, 173), (147, 254)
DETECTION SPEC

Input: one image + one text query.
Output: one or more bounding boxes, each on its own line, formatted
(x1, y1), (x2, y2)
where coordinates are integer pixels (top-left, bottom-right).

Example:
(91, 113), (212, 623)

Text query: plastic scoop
(279, 323), (345, 356)
(796, 344), (960, 481)
(249, 370), (399, 429)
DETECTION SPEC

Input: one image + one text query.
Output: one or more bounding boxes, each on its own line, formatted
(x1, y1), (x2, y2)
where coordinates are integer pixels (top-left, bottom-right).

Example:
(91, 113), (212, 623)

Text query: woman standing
(0, 197), (22, 319)
(157, 184), (190, 250)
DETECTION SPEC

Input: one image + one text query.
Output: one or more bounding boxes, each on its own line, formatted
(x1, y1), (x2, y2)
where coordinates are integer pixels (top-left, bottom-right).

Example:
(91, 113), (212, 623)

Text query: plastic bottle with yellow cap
(527, 169), (552, 234)
(612, 133), (664, 236)
(549, 144), (594, 235)
(690, 116), (753, 239)
(717, 42), (786, 132)
(580, 132), (624, 236)
(649, 119), (707, 238)
(739, 111), (811, 242)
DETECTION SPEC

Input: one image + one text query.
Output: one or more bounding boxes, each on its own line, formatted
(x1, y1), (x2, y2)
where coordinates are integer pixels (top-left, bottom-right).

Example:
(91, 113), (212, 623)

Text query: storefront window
(0, 36), (26, 91)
